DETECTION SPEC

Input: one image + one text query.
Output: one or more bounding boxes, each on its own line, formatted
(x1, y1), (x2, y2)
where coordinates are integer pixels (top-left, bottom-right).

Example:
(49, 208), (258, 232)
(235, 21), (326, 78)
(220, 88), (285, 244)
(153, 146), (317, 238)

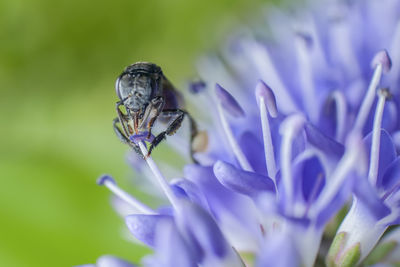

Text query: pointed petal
(215, 84), (245, 117)
(304, 123), (344, 159)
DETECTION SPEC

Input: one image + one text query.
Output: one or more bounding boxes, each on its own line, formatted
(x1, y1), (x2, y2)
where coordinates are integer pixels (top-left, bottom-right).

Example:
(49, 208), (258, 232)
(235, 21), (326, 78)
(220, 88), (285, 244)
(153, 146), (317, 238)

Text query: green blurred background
(0, 0), (282, 266)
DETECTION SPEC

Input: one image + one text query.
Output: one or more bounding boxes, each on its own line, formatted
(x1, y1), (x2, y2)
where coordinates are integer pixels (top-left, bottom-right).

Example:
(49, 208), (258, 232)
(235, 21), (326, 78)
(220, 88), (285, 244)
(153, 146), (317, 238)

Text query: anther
(215, 83), (245, 117)
(371, 50), (392, 74)
(255, 80), (278, 118)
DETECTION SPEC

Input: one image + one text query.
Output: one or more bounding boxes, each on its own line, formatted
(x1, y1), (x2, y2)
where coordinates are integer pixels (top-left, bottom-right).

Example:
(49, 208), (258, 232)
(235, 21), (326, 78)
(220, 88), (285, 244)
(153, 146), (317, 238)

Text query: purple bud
(189, 81), (206, 94)
(371, 50), (392, 74)
(296, 31), (313, 48)
(255, 80), (278, 118)
(97, 175), (115, 186)
(215, 83), (245, 117)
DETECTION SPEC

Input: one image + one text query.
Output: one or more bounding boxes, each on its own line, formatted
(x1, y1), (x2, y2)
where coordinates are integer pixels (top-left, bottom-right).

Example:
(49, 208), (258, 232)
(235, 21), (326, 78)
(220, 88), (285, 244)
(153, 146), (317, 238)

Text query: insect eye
(117, 75), (134, 99)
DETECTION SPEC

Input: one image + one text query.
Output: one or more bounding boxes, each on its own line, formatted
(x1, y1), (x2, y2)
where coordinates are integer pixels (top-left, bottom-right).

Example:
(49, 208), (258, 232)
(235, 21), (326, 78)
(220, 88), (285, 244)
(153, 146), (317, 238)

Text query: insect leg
(116, 101), (131, 137)
(113, 117), (143, 157)
(146, 96), (165, 139)
(147, 109), (199, 163)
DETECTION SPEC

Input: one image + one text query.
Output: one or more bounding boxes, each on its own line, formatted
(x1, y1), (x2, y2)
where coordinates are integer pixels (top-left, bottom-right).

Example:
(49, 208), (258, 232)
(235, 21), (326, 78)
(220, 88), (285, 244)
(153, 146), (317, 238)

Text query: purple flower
(85, 0), (400, 266)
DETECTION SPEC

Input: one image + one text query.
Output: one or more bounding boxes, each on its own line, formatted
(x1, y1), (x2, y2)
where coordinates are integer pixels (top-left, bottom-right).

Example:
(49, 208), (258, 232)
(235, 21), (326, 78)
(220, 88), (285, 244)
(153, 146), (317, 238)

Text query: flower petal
(352, 176), (391, 220)
(151, 218), (199, 267)
(304, 123), (344, 159)
(298, 155), (326, 204)
(170, 178), (209, 210)
(255, 232), (300, 267)
(238, 130), (268, 175)
(125, 214), (172, 247)
(380, 156), (400, 193)
(179, 202), (228, 258)
(213, 160), (275, 197)
(316, 176), (355, 228)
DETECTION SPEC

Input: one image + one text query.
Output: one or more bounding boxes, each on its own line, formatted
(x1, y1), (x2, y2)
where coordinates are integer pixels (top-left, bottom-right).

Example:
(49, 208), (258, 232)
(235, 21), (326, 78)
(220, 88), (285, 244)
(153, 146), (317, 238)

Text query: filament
(217, 103), (254, 172)
(354, 64), (383, 131)
(259, 97), (277, 182)
(368, 89), (390, 185)
(98, 176), (155, 214)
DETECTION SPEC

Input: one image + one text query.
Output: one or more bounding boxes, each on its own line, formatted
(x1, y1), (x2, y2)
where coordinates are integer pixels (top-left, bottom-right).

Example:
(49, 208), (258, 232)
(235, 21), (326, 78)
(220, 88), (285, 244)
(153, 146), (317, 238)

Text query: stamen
(217, 103), (254, 172)
(138, 142), (181, 210)
(368, 88), (392, 185)
(255, 81), (277, 182)
(354, 50), (391, 131)
(215, 84), (254, 172)
(279, 114), (306, 213)
(331, 91), (347, 142)
(97, 175), (155, 214)
(311, 133), (366, 217)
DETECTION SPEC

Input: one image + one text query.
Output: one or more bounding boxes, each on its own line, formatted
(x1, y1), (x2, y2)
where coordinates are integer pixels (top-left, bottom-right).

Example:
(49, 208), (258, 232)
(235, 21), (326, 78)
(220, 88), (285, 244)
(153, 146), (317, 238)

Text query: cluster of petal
(84, 0), (400, 266)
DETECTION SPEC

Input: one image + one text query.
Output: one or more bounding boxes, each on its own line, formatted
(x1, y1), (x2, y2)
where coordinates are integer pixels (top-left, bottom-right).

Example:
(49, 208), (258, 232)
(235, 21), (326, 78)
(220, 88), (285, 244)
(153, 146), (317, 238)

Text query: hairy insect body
(113, 62), (198, 161)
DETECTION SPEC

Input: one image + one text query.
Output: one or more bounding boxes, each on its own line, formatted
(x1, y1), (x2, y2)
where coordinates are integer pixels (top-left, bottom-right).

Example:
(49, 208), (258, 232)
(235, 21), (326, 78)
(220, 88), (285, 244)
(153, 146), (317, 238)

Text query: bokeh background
(0, 0), (287, 266)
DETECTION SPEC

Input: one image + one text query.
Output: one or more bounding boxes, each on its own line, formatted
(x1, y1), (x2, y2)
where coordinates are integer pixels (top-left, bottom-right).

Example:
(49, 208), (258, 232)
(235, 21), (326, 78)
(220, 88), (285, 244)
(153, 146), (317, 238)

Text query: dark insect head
(115, 62), (163, 115)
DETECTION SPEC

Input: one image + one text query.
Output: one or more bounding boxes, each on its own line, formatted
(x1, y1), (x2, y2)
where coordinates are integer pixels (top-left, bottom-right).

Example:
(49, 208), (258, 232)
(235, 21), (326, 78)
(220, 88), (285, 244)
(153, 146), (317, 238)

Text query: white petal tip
(255, 80), (278, 118)
(371, 50), (392, 74)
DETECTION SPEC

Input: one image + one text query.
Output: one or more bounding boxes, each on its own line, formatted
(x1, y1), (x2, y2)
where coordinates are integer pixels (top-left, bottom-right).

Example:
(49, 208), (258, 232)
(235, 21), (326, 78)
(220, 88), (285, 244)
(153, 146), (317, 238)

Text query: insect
(113, 62), (199, 161)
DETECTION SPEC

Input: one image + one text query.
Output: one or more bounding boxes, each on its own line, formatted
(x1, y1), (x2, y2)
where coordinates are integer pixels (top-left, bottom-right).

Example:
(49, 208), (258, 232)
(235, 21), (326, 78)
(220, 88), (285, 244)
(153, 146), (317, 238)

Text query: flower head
(82, 0), (400, 266)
